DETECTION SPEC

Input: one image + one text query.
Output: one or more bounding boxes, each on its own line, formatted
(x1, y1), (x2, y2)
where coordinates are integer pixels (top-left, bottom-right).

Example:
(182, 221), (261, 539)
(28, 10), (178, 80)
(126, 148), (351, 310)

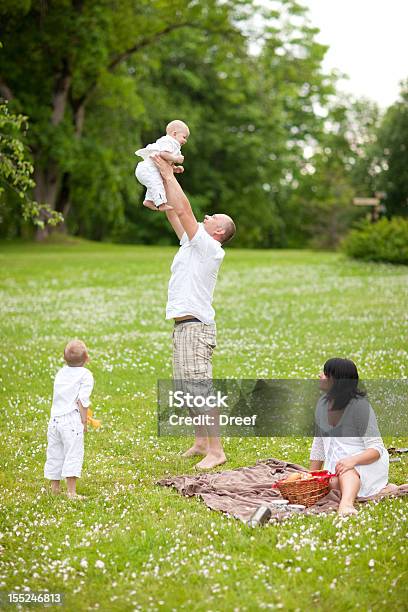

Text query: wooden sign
(353, 197), (379, 206)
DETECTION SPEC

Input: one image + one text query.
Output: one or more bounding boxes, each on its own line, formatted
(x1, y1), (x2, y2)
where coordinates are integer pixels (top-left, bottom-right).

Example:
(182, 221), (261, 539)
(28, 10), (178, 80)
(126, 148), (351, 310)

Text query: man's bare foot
(143, 200), (157, 210)
(157, 203), (173, 211)
(51, 487), (61, 495)
(338, 504), (358, 516)
(195, 452), (227, 470)
(181, 445), (208, 458)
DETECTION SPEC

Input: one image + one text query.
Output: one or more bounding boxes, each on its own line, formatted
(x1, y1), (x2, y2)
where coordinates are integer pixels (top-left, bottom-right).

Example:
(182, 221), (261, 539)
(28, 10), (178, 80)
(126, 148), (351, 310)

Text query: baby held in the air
(135, 119), (189, 211)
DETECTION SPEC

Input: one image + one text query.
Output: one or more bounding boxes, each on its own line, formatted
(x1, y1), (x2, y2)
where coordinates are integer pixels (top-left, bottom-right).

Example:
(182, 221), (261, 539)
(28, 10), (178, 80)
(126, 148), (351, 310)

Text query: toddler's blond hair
(64, 340), (88, 367)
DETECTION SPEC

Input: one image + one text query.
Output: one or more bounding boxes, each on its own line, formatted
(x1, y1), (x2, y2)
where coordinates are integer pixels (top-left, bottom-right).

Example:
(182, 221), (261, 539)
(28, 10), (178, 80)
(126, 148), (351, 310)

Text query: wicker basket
(274, 471), (334, 507)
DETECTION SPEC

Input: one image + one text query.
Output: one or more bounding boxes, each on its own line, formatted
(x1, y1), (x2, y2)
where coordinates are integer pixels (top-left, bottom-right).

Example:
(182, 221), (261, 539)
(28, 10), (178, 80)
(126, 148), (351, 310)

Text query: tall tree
(375, 79), (408, 217)
(119, 0), (335, 247)
(0, 0), (338, 246)
(0, 0), (244, 237)
(283, 97), (382, 247)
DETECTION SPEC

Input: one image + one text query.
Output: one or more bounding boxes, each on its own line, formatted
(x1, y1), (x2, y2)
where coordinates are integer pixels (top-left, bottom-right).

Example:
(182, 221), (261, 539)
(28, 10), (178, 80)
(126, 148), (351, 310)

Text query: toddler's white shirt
(135, 135), (181, 162)
(50, 365), (94, 417)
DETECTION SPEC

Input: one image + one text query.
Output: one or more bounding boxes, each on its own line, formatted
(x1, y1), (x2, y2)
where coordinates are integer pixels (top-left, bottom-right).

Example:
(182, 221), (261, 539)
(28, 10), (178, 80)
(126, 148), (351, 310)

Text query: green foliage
(0, 100), (62, 231)
(283, 98), (375, 248)
(109, 2), (336, 247)
(342, 217), (408, 265)
(347, 81), (408, 218)
(0, 101), (34, 197)
(1, 2), (405, 245)
(376, 80), (408, 217)
(0, 1), (339, 245)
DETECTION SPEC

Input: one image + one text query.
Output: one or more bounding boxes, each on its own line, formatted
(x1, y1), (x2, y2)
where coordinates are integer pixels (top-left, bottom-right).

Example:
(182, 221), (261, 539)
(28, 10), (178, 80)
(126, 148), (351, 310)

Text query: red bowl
(309, 470), (336, 480)
(272, 470), (335, 488)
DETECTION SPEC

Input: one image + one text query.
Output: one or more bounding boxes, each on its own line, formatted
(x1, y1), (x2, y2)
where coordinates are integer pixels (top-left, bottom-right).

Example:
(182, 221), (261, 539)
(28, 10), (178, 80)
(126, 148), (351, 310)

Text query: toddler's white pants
(135, 160), (167, 207)
(44, 409), (84, 479)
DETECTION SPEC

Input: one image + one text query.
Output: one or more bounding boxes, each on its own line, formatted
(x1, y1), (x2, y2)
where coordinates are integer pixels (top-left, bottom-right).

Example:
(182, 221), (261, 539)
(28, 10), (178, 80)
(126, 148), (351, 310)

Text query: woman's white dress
(310, 395), (389, 497)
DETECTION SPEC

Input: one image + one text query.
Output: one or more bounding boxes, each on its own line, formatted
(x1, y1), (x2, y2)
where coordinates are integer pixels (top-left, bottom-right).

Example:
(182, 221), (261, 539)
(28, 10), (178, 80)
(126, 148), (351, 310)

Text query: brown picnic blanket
(157, 458), (408, 522)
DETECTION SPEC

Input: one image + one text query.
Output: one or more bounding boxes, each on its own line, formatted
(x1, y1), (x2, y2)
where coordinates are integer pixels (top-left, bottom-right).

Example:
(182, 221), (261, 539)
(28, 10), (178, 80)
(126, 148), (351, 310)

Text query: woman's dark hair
(323, 357), (366, 410)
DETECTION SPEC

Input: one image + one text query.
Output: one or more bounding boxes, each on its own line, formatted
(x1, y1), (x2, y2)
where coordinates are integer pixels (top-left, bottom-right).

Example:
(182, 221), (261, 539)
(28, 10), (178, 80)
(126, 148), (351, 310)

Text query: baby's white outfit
(310, 395), (389, 497)
(135, 135), (181, 207)
(44, 365), (94, 480)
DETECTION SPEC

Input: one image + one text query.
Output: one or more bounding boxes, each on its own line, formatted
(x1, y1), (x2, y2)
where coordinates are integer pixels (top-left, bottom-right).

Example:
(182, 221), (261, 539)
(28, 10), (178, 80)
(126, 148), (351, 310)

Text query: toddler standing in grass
(44, 340), (94, 499)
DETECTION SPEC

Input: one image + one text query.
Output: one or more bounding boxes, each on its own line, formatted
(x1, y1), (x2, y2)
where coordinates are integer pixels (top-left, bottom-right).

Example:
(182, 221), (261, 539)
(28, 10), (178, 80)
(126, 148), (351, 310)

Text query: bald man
(153, 155), (236, 469)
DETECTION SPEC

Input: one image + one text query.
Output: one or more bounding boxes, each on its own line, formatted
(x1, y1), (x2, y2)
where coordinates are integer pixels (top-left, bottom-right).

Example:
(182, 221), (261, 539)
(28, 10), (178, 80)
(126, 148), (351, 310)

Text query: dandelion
(95, 560), (105, 569)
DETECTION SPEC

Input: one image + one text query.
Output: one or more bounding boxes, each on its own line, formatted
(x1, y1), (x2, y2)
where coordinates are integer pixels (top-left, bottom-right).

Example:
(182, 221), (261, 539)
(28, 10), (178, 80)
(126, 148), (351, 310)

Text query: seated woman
(310, 357), (397, 516)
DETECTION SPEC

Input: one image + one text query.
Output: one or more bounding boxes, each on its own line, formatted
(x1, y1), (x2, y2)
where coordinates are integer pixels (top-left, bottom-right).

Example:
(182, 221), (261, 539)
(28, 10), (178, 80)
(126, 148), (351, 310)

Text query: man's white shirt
(50, 365), (94, 417)
(166, 223), (225, 325)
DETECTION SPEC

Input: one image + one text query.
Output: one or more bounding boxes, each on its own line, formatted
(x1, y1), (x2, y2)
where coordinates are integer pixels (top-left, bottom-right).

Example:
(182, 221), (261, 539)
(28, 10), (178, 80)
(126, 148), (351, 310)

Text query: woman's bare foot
(182, 445), (208, 458)
(195, 452), (227, 470)
(338, 504), (358, 516)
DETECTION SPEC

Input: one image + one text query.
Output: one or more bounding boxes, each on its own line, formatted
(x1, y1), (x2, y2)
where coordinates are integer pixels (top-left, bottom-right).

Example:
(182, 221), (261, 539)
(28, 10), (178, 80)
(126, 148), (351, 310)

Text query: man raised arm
(153, 154), (236, 469)
(152, 155), (199, 241)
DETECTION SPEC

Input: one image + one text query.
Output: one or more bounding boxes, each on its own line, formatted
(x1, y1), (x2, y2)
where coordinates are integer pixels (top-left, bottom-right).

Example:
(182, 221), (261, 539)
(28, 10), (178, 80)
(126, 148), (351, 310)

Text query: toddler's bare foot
(143, 200), (157, 211)
(338, 504), (358, 516)
(67, 493), (86, 500)
(157, 203), (173, 211)
(173, 165), (184, 174)
(195, 452), (227, 470)
(182, 445), (208, 458)
(51, 481), (61, 495)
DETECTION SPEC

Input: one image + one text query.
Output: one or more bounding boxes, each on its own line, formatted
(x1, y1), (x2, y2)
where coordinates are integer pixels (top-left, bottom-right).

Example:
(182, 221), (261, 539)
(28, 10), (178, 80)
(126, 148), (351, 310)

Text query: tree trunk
(47, 101), (86, 234)
(33, 60), (72, 240)
(33, 162), (62, 240)
(55, 172), (72, 234)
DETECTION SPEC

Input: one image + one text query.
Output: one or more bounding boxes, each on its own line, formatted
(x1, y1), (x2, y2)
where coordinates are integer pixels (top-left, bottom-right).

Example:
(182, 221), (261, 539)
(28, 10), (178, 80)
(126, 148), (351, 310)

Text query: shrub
(342, 217), (408, 265)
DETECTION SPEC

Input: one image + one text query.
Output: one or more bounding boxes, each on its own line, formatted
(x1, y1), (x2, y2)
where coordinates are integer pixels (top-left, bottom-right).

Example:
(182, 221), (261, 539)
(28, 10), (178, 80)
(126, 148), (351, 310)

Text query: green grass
(0, 240), (407, 611)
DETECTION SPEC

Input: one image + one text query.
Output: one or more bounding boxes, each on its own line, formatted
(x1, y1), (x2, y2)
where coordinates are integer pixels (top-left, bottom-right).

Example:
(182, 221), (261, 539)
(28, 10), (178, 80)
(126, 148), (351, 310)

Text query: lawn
(0, 240), (407, 611)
